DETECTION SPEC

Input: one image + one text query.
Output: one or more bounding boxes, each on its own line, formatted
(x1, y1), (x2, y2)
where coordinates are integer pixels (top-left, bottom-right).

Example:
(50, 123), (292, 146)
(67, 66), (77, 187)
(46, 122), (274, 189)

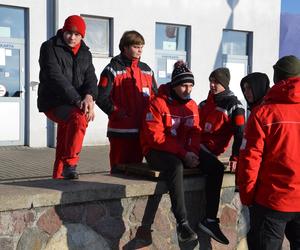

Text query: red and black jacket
(140, 84), (201, 159)
(96, 54), (157, 137)
(199, 89), (245, 159)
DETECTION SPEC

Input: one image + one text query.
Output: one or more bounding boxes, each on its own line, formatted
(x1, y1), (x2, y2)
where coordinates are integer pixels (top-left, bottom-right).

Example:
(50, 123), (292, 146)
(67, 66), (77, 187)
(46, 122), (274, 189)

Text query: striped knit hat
(171, 61), (194, 87)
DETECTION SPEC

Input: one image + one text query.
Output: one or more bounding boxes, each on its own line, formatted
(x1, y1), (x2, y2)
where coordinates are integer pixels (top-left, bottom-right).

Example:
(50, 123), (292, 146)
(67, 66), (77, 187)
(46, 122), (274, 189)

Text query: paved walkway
(0, 144), (231, 183)
(0, 145), (110, 182)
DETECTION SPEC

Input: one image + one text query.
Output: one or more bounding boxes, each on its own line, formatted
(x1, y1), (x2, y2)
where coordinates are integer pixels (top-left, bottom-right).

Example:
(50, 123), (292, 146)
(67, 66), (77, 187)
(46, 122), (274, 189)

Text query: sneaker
(177, 221), (198, 243)
(62, 165), (79, 179)
(198, 218), (229, 245)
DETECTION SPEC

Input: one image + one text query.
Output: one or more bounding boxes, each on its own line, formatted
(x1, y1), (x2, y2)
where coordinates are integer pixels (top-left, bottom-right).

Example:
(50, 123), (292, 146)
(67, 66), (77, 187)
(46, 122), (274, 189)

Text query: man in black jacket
(38, 15), (98, 179)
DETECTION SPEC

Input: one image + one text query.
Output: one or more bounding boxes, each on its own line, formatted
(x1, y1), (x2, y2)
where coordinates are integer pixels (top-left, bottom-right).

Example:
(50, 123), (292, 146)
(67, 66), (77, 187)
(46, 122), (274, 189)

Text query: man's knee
(69, 109), (88, 128)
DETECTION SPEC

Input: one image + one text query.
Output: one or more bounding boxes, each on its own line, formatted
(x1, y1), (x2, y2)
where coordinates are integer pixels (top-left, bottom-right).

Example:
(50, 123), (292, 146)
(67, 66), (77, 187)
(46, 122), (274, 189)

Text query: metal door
(0, 41), (25, 145)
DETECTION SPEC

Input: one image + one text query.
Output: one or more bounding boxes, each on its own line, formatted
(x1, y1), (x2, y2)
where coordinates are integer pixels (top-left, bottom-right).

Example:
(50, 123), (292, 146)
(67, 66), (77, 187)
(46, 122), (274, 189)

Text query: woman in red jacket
(238, 55), (300, 250)
(140, 61), (200, 244)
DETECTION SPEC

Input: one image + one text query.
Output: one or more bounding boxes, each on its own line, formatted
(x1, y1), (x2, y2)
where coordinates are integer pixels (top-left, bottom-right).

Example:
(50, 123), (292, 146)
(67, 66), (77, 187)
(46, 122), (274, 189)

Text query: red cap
(62, 15), (86, 38)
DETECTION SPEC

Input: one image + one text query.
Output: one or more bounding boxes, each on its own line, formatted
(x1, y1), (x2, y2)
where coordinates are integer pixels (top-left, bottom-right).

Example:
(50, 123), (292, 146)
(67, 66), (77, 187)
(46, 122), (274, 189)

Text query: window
(222, 30), (250, 56)
(82, 15), (112, 57)
(156, 24), (187, 51)
(222, 30), (253, 114)
(155, 23), (191, 85)
(0, 5), (25, 39)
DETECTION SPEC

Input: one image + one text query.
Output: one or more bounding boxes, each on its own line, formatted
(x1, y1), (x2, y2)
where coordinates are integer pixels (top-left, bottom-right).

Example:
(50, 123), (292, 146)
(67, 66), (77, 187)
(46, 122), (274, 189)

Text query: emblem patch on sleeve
(142, 87), (150, 97)
(204, 122), (212, 132)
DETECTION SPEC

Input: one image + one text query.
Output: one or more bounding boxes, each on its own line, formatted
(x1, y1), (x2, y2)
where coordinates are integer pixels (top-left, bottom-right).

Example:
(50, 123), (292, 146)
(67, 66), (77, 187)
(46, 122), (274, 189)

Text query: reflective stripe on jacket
(96, 54), (157, 137)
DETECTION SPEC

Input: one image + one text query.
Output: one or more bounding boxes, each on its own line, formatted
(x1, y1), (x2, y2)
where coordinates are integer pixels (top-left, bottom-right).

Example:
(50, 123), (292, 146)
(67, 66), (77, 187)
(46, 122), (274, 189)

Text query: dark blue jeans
(247, 203), (300, 250)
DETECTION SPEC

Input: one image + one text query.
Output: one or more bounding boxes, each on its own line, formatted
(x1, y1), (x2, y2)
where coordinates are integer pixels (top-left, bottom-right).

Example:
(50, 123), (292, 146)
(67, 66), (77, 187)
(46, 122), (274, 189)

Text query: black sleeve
(81, 52), (98, 100)
(39, 42), (81, 105)
(96, 66), (115, 115)
(231, 102), (245, 158)
(231, 125), (244, 158)
(151, 72), (158, 95)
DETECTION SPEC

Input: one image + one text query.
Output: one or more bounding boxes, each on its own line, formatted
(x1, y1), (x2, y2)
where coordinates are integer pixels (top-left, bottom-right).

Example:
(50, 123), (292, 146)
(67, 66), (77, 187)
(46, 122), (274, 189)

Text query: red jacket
(96, 54), (157, 137)
(140, 84), (201, 159)
(238, 77), (300, 211)
(199, 90), (245, 158)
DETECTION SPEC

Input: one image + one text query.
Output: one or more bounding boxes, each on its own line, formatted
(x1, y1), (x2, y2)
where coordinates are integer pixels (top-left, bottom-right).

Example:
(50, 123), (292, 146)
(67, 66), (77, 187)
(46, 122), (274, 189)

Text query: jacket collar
(54, 29), (88, 52)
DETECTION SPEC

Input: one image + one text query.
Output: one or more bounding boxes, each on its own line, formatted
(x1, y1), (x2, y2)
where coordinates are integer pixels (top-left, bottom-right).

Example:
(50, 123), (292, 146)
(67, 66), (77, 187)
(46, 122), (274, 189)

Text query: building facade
(0, 0), (281, 147)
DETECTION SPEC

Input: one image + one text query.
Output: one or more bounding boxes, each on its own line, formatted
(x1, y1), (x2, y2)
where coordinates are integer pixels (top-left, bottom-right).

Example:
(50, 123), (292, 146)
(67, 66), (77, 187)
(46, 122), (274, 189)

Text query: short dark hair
(119, 30), (145, 52)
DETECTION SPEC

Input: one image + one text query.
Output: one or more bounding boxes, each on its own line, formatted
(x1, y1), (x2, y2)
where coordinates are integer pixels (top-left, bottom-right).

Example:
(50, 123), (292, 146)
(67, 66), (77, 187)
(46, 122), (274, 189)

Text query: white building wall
(0, 0), (281, 147)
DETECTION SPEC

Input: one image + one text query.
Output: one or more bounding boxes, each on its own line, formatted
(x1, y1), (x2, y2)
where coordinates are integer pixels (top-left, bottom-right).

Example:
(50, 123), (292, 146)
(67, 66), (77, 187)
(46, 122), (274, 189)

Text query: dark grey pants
(146, 150), (187, 224)
(248, 204), (300, 250)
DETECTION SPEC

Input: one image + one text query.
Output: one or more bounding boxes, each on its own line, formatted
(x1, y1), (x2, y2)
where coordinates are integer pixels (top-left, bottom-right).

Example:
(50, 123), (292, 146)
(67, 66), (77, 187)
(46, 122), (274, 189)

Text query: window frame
(81, 14), (113, 58)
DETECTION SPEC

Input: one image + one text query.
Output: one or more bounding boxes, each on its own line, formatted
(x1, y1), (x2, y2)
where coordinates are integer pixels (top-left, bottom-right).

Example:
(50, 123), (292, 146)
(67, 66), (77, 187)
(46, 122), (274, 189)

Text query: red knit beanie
(62, 15), (86, 38)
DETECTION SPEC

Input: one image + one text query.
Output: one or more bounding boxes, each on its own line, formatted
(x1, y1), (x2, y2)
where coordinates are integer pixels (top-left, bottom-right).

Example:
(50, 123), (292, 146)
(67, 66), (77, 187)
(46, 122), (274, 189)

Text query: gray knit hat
(209, 67), (230, 89)
(273, 55), (300, 83)
(171, 61), (194, 87)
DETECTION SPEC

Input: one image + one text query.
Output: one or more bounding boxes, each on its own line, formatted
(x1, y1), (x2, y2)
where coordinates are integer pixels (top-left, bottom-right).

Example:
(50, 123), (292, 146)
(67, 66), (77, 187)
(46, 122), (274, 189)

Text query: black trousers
(146, 150), (187, 224)
(198, 149), (225, 219)
(248, 204), (300, 250)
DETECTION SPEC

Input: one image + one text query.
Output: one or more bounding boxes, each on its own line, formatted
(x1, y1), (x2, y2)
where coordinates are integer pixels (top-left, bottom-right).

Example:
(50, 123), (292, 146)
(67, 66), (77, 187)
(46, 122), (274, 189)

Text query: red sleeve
(238, 111), (265, 206)
(141, 98), (187, 159)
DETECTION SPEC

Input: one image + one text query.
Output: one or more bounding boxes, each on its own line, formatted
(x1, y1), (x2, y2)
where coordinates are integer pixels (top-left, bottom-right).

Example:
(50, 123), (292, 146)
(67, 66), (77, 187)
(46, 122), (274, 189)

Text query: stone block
(56, 204), (84, 223)
(16, 227), (49, 250)
(43, 223), (110, 250)
(85, 203), (106, 227)
(107, 199), (126, 217)
(152, 207), (172, 238)
(130, 197), (148, 224)
(220, 187), (235, 205)
(237, 237), (248, 250)
(0, 212), (14, 235)
(95, 216), (126, 240)
(37, 207), (62, 236)
(12, 210), (35, 235)
(0, 237), (14, 250)
(220, 205), (237, 228)
(231, 192), (243, 211)
(237, 206), (250, 240)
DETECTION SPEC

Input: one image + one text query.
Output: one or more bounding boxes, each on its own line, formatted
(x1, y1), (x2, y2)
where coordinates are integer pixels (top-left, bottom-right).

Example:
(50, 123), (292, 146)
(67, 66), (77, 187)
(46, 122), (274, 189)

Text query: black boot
(62, 165), (79, 180)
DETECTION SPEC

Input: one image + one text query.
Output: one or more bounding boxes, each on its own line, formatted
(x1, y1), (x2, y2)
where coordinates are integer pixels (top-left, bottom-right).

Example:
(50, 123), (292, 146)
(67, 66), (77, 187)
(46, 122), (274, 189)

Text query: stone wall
(0, 174), (260, 250)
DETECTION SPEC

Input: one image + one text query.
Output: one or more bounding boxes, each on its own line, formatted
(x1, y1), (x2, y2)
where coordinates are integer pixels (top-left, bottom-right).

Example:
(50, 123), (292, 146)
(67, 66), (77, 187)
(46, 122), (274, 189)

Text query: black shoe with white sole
(177, 221), (198, 243)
